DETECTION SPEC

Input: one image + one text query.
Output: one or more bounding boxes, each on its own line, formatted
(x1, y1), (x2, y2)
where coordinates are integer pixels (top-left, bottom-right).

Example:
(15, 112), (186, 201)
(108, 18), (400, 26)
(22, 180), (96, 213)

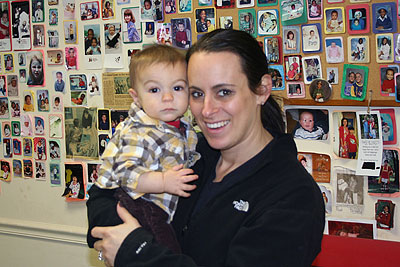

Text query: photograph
(302, 56), (322, 84)
(48, 29), (59, 48)
(64, 107), (98, 159)
(375, 200), (395, 230)
(264, 37), (280, 64)
(238, 9), (256, 38)
(0, 1), (11, 52)
(376, 34), (394, 63)
(0, 96), (9, 119)
(326, 67), (338, 84)
(63, 163), (85, 200)
(359, 113), (380, 139)
(98, 109), (110, 131)
(372, 2), (397, 34)
(328, 219), (375, 239)
(284, 55), (302, 81)
(309, 79), (331, 102)
(65, 46), (78, 70)
(307, 0), (322, 20)
(346, 4), (369, 34)
(178, 0), (192, 13)
(32, 24), (45, 47)
(280, 0), (307, 26)
(13, 138), (21, 155)
(102, 0), (115, 19)
(35, 161), (46, 180)
(47, 50), (63, 65)
(11, 0), (31, 50)
(23, 159), (33, 178)
(121, 7), (142, 43)
(64, 20), (77, 44)
(21, 114), (33, 136)
(347, 36), (369, 63)
(84, 24), (101, 55)
(268, 65), (284, 90)
(195, 8), (215, 33)
(301, 24), (321, 53)
(257, 0), (276, 6)
(324, 7), (345, 34)
(286, 81), (305, 98)
(13, 159), (23, 178)
(49, 8), (58, 25)
(23, 137), (33, 156)
(257, 10), (279, 35)
(368, 149), (399, 194)
(283, 26), (300, 54)
(105, 23), (122, 53)
(37, 89), (49, 111)
(26, 51), (44, 86)
(332, 112), (358, 159)
(80, 1), (100, 20)
(325, 37), (344, 63)
(165, 0), (176, 14)
(376, 108), (396, 144)
(49, 114), (63, 138)
(52, 94), (63, 112)
(380, 65), (398, 95)
(395, 33), (400, 63)
(236, 0), (254, 8)
(219, 16), (233, 29)
(285, 108), (329, 140)
(34, 137), (46, 160)
(34, 116), (45, 135)
(171, 18), (191, 48)
(336, 172), (364, 205)
(50, 163), (61, 185)
(49, 140), (61, 160)
(341, 64), (369, 101)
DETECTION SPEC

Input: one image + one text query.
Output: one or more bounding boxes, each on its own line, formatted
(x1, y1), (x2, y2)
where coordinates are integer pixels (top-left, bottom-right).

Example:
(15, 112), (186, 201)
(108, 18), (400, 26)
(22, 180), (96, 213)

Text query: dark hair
(287, 30), (294, 39)
(186, 29), (284, 133)
(341, 117), (348, 126)
(348, 126), (354, 131)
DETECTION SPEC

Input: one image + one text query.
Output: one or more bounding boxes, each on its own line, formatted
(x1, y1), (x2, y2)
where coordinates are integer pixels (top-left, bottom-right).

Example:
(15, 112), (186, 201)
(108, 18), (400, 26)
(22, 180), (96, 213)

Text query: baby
(294, 111), (326, 140)
(94, 45), (200, 253)
(327, 10), (343, 32)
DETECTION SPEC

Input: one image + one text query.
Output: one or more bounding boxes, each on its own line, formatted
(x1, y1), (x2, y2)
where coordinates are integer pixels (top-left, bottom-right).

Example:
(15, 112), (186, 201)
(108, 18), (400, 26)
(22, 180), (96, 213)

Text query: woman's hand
(92, 203), (141, 267)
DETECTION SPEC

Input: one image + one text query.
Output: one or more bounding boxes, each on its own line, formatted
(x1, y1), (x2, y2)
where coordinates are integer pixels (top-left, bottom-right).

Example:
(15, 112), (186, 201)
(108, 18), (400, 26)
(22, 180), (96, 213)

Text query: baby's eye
(173, 86), (184, 91)
(149, 88), (160, 93)
(190, 91), (203, 98)
(217, 89), (232, 97)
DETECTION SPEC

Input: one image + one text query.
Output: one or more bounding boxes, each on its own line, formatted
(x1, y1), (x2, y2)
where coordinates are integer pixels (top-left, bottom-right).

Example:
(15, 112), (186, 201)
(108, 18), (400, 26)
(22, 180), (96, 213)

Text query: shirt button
(182, 225), (188, 232)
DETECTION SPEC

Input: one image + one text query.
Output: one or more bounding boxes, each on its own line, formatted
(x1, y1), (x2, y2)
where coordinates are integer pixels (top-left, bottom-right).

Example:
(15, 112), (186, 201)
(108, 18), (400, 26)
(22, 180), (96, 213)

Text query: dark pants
(348, 152), (356, 159)
(115, 188), (181, 253)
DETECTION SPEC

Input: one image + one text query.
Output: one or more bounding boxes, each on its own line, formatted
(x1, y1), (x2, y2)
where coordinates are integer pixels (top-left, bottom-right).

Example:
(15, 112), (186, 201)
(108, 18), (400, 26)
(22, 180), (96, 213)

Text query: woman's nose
(202, 96), (218, 117)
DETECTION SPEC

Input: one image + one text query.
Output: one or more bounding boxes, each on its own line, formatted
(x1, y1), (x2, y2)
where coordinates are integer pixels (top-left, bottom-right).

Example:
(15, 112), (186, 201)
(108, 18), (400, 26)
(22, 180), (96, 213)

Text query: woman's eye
(217, 89), (232, 97)
(149, 88), (159, 93)
(173, 86), (184, 91)
(190, 91), (203, 98)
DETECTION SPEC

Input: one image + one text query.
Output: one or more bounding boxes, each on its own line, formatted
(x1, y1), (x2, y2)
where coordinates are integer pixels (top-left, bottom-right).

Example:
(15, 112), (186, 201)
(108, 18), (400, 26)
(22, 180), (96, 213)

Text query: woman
(87, 30), (324, 266)
(339, 118), (349, 158)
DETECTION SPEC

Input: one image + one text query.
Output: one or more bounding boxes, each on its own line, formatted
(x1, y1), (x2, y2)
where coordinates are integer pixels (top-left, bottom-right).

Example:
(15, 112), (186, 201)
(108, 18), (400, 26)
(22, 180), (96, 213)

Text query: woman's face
(31, 60), (42, 78)
(188, 52), (266, 151)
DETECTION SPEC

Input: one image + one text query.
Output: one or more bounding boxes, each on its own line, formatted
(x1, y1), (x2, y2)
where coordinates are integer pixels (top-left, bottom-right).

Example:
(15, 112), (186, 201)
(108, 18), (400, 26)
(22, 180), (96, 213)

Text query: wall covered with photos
(0, 0), (399, 263)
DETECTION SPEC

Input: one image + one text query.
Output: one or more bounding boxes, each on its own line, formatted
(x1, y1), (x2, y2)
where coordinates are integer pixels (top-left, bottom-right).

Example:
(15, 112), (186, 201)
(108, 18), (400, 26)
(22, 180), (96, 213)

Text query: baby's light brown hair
(129, 45), (186, 89)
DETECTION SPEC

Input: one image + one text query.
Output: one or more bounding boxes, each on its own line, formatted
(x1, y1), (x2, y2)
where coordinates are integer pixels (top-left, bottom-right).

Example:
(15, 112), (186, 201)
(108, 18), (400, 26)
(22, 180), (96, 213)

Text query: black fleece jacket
(87, 132), (325, 267)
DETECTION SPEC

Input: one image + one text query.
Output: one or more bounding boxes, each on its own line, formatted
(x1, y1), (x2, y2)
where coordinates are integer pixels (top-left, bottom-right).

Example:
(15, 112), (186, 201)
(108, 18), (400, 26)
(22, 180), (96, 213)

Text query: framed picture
(325, 37), (344, 63)
(284, 55), (302, 81)
(395, 33), (400, 63)
(80, 1), (100, 20)
(170, 17), (191, 48)
(326, 67), (338, 84)
(301, 23), (321, 53)
(341, 64), (369, 101)
(282, 26), (300, 54)
(302, 55), (322, 84)
(376, 33), (394, 63)
(268, 65), (285, 90)
(287, 81), (305, 98)
(238, 9), (257, 38)
(264, 37), (281, 64)
(309, 78), (331, 102)
(236, 0), (254, 8)
(164, 0), (176, 14)
(373, 108), (396, 145)
(346, 4), (369, 34)
(121, 7), (142, 43)
(372, 2), (397, 34)
(285, 108), (329, 141)
(280, 0), (307, 26)
(379, 65), (398, 96)
(195, 8), (215, 33)
(307, 0), (322, 20)
(324, 7), (345, 34)
(347, 36), (369, 63)
(257, 0), (277, 7)
(257, 9), (279, 35)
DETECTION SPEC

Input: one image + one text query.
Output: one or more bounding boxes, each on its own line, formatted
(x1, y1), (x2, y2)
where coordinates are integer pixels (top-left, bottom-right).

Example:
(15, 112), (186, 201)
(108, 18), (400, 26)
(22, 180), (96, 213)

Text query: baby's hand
(163, 164), (198, 197)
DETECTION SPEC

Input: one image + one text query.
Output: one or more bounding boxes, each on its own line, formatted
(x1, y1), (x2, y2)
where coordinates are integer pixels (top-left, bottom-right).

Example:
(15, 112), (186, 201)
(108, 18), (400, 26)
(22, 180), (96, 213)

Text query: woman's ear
(257, 74), (272, 105)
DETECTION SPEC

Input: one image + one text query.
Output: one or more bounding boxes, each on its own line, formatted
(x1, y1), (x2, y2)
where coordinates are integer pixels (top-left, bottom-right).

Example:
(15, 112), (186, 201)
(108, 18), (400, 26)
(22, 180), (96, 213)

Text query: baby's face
(144, 1), (151, 10)
(354, 20), (359, 26)
(331, 42), (336, 47)
(109, 26), (115, 35)
(178, 24), (184, 31)
(331, 12), (338, 20)
(299, 112), (314, 132)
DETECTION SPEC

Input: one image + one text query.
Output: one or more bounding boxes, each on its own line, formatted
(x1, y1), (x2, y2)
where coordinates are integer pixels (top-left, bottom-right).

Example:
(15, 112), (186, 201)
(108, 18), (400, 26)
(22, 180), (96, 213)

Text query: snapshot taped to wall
(285, 108), (329, 140)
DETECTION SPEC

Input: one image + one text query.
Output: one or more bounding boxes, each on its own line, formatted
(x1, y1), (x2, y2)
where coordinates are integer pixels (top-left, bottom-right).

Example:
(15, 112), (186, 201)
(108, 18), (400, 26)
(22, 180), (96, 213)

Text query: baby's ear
(128, 89), (140, 105)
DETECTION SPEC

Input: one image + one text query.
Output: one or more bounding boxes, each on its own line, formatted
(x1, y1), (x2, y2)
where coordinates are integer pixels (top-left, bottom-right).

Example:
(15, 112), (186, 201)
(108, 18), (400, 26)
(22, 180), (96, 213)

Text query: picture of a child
(326, 10), (343, 32)
(294, 111), (326, 140)
(124, 9), (141, 42)
(381, 68), (395, 93)
(375, 7), (392, 31)
(175, 22), (188, 48)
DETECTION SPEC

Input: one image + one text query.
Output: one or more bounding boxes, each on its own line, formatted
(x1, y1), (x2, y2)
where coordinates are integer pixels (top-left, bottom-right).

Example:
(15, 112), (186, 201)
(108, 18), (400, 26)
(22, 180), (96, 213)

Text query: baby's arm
(135, 165), (198, 197)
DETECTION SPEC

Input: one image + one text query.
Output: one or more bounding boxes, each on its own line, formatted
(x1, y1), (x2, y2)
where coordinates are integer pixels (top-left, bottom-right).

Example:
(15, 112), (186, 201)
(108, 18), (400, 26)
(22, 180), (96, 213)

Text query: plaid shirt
(96, 103), (200, 222)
